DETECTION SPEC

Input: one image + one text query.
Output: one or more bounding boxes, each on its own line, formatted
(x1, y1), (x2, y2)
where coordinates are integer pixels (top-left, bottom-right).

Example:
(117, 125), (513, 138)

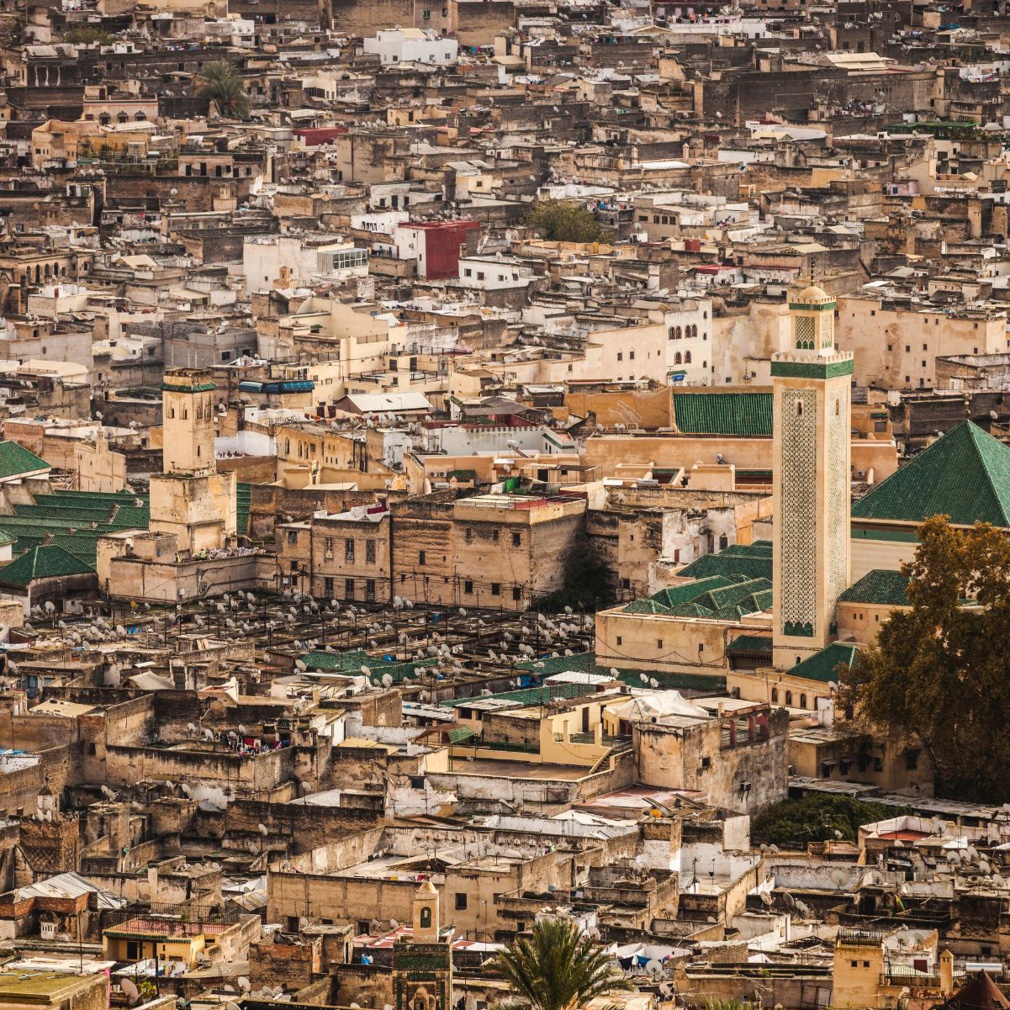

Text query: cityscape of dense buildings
(1, 1), (1010, 1010)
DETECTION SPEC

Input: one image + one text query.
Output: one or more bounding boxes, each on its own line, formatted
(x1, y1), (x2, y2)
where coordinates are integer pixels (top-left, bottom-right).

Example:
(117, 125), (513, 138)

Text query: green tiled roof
(838, 570), (911, 607)
(617, 669), (726, 692)
(301, 647), (438, 684)
(787, 642), (860, 684)
(0, 544), (95, 587)
(515, 651), (596, 675)
(444, 681), (594, 708)
(625, 576), (732, 613)
(513, 651), (726, 693)
(673, 392), (773, 436)
(0, 482), (255, 563)
(0, 441), (49, 480)
(676, 541), (773, 582)
(726, 634), (772, 655)
(851, 421), (1010, 527)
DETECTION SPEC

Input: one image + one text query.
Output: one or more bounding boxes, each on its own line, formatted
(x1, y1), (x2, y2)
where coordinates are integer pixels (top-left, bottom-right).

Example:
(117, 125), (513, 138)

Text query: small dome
(796, 284), (830, 302)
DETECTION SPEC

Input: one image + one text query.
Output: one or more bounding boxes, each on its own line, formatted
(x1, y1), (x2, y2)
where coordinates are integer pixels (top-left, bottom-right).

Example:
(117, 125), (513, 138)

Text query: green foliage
(523, 200), (612, 245)
(63, 25), (115, 44)
(703, 1001), (751, 1010)
(533, 531), (616, 613)
(493, 917), (633, 1010)
(841, 516), (1010, 803)
(751, 794), (909, 848)
(0, 15), (25, 49)
(197, 60), (250, 120)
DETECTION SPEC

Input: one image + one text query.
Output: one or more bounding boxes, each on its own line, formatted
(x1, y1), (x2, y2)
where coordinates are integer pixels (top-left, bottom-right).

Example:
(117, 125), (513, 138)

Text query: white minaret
(772, 286), (853, 669)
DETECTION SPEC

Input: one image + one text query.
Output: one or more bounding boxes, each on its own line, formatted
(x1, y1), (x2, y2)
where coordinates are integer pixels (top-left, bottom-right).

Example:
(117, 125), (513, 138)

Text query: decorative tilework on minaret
(772, 286), (854, 670)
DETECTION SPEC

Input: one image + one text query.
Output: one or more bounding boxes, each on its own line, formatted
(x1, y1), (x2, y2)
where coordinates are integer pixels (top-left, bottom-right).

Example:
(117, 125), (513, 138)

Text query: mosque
(595, 284), (1010, 723)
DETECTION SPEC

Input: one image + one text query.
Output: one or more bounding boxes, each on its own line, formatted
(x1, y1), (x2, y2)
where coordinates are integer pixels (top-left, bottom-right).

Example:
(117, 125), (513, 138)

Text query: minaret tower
(772, 286), (853, 669)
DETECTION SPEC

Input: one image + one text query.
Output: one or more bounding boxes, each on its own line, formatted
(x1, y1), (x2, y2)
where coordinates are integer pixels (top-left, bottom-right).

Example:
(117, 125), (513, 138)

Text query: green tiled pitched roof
(787, 642), (860, 684)
(676, 542), (773, 582)
(726, 634), (772, 655)
(0, 441), (49, 480)
(838, 569), (911, 607)
(0, 544), (95, 586)
(672, 392), (773, 436)
(852, 421), (1010, 527)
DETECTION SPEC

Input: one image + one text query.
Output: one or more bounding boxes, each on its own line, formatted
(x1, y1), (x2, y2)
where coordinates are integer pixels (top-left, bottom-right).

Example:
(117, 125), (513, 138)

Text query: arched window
(674, 352), (682, 365)
(675, 326), (682, 339)
(799, 693), (807, 709)
(771, 688), (778, 703)
(785, 691), (793, 706)
(419, 907), (432, 929)
(795, 400), (803, 417)
(685, 351), (692, 364)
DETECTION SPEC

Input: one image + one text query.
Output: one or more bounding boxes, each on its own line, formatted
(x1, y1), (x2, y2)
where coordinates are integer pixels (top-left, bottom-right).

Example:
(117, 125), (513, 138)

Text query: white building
(242, 236), (368, 293)
(458, 255), (533, 291)
(362, 28), (459, 67)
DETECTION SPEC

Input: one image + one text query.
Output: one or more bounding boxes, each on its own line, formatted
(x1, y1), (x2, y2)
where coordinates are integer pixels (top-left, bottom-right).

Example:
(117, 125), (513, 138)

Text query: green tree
(751, 795), (909, 848)
(0, 15), (25, 49)
(63, 25), (114, 44)
(841, 515), (1010, 803)
(197, 61), (250, 120)
(524, 200), (611, 244)
(494, 917), (632, 1010)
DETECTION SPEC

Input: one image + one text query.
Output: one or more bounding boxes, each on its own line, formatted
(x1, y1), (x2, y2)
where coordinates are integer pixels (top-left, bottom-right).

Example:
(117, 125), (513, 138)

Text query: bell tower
(393, 882), (453, 1010)
(772, 286), (853, 669)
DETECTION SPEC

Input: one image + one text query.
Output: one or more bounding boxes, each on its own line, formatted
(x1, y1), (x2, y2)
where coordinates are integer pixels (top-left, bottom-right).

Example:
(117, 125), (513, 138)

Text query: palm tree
(494, 918), (634, 1010)
(197, 61), (250, 120)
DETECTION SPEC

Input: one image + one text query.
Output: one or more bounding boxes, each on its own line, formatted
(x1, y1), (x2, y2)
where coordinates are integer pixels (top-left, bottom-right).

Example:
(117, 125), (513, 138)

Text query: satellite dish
(759, 891), (773, 906)
(830, 868), (847, 888)
(121, 980), (140, 1005)
(645, 959), (665, 978)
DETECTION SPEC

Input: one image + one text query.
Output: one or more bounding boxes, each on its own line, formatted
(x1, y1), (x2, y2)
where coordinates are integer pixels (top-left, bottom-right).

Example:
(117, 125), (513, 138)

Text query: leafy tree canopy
(493, 917), (632, 1010)
(751, 795), (909, 848)
(841, 516), (1010, 803)
(0, 15), (25, 49)
(524, 200), (612, 245)
(63, 26), (115, 44)
(197, 60), (250, 120)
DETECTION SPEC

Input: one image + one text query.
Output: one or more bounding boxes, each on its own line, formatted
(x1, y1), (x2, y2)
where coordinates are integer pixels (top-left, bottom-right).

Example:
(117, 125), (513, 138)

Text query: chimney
(940, 949), (954, 995)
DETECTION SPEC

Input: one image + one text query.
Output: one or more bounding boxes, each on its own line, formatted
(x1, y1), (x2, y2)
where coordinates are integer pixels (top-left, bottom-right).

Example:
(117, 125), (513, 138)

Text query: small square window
(464, 580), (473, 594)
(455, 893), (467, 910)
(491, 582), (501, 596)
(419, 550), (426, 566)
(511, 532), (520, 547)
